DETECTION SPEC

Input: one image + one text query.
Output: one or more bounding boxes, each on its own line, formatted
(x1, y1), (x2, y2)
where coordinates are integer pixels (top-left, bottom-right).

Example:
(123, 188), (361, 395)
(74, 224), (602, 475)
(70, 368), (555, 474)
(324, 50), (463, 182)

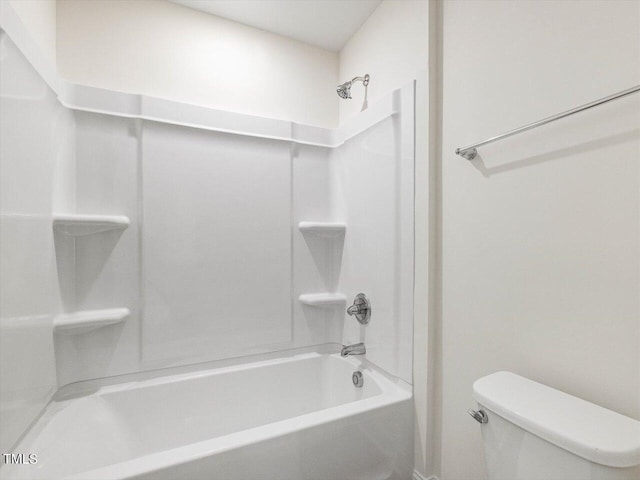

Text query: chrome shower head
(336, 74), (369, 100)
(337, 81), (352, 99)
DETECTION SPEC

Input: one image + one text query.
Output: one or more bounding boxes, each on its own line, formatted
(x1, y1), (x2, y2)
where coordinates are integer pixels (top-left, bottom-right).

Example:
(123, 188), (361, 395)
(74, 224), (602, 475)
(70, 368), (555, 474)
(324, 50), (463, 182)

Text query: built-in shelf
(53, 214), (130, 236)
(53, 308), (130, 335)
(298, 221), (346, 237)
(298, 293), (347, 307)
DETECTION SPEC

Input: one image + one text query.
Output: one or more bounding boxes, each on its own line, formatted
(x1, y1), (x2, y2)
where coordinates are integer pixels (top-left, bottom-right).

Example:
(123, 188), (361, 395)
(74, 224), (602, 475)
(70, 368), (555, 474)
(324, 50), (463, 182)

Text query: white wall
(6, 0), (56, 66)
(439, 1), (640, 479)
(56, 0), (338, 128)
(338, 1), (432, 476)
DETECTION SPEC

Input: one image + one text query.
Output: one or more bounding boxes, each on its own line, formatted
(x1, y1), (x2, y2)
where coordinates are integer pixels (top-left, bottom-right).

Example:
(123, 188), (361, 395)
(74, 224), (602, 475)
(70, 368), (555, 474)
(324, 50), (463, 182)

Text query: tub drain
(352, 371), (364, 388)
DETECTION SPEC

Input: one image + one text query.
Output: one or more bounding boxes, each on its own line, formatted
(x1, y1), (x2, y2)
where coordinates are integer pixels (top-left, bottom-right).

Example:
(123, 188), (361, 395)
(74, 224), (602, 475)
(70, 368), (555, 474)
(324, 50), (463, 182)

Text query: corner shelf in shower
(53, 214), (130, 236)
(298, 221), (346, 237)
(298, 293), (347, 307)
(53, 308), (130, 335)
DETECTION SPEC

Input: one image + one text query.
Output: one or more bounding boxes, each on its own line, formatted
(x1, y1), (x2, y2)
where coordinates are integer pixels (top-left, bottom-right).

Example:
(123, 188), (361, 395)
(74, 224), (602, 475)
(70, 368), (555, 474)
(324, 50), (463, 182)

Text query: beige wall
(56, 0), (339, 127)
(439, 1), (640, 479)
(339, 1), (432, 477)
(7, 0), (56, 65)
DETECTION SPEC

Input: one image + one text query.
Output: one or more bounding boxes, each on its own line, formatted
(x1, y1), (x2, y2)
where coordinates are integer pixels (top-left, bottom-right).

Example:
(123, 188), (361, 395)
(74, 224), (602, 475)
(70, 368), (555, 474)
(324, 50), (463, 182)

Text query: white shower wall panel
(54, 112), (141, 386)
(336, 91), (414, 384)
(2, 6), (416, 393)
(0, 31), (64, 452)
(141, 124), (293, 365)
(292, 144), (344, 345)
(54, 116), (342, 384)
(58, 84), (415, 382)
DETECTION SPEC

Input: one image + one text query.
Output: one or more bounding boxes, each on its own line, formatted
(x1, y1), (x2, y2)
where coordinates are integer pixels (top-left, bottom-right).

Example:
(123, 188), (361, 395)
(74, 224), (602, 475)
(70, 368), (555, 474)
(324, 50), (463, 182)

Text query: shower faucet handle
(347, 293), (371, 325)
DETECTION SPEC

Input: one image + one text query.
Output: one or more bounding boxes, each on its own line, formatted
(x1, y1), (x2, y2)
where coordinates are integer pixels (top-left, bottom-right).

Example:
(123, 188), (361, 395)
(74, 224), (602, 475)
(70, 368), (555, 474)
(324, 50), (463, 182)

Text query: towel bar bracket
(456, 147), (478, 160)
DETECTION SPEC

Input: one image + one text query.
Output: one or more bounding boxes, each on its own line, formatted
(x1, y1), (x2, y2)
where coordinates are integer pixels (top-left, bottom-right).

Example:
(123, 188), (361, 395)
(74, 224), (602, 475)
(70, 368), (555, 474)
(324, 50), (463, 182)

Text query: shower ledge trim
(53, 308), (131, 335)
(53, 80), (404, 149)
(298, 221), (346, 237)
(53, 214), (130, 236)
(0, 2), (410, 150)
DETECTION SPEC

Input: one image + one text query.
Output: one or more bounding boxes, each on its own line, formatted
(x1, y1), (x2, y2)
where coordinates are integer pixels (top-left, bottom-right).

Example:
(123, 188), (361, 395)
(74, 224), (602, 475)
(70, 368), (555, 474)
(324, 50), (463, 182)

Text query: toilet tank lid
(473, 372), (640, 468)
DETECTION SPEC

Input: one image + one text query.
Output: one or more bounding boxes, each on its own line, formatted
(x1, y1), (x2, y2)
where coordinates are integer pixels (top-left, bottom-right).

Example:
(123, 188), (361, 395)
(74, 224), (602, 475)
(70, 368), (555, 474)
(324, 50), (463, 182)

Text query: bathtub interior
(4, 352), (410, 480)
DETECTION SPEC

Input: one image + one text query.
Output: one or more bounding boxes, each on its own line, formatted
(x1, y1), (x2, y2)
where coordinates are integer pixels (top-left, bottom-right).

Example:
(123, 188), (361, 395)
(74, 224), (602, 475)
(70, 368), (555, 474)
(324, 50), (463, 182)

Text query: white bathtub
(2, 350), (413, 480)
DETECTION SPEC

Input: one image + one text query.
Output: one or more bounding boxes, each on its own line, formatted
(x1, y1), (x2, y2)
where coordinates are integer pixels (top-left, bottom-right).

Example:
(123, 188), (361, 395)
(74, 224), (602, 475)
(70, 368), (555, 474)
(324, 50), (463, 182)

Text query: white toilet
(471, 372), (640, 480)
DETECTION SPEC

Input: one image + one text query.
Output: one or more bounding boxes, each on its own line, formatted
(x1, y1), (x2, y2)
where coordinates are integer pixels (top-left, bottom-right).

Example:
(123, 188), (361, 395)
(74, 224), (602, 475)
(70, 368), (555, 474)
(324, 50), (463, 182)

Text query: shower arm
(351, 75), (370, 87)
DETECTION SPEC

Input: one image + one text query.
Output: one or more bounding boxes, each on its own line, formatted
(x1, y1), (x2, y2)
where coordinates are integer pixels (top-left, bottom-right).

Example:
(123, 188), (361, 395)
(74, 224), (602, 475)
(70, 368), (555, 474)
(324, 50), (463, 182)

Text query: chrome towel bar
(455, 84), (640, 160)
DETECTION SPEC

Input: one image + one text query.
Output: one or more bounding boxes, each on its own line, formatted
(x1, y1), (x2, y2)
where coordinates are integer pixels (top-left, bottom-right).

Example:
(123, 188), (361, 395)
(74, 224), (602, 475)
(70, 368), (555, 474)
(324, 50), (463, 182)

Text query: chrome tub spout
(341, 343), (366, 357)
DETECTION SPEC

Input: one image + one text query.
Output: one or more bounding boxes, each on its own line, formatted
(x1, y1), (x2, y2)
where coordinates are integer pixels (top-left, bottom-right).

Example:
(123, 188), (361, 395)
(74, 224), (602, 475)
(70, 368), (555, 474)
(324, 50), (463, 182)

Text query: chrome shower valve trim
(347, 293), (371, 325)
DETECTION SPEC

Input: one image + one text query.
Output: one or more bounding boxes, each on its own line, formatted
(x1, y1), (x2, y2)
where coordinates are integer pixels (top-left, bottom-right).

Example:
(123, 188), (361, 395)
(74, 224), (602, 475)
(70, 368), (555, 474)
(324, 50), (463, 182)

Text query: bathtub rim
(52, 343), (409, 401)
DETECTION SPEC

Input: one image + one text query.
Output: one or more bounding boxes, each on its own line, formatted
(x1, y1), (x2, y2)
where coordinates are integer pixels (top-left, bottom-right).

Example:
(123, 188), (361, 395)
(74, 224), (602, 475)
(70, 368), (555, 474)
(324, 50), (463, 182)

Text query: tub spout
(341, 343), (366, 357)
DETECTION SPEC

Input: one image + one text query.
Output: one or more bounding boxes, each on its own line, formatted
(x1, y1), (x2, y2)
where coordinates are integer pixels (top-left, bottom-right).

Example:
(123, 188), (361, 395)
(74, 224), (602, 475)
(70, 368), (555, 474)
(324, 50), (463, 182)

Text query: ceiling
(169, 0), (383, 51)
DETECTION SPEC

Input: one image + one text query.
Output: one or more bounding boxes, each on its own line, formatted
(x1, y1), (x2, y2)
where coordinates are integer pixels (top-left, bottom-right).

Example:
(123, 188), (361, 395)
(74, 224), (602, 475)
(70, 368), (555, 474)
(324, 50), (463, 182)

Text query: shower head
(337, 82), (352, 99)
(336, 74), (370, 100)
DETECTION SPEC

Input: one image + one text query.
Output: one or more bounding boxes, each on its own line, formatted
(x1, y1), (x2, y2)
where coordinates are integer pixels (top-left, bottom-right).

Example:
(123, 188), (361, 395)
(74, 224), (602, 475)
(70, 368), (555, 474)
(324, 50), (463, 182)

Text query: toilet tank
(472, 372), (640, 480)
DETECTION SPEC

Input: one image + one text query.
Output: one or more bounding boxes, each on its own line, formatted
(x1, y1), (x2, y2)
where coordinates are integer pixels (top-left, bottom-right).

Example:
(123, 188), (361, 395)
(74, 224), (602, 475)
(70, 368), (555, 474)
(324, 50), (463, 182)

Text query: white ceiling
(169, 0), (382, 51)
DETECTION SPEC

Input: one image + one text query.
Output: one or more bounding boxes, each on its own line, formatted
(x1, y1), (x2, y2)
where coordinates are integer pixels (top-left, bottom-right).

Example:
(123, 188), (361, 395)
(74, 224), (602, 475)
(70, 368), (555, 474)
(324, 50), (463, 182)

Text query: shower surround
(0, 4), (415, 479)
